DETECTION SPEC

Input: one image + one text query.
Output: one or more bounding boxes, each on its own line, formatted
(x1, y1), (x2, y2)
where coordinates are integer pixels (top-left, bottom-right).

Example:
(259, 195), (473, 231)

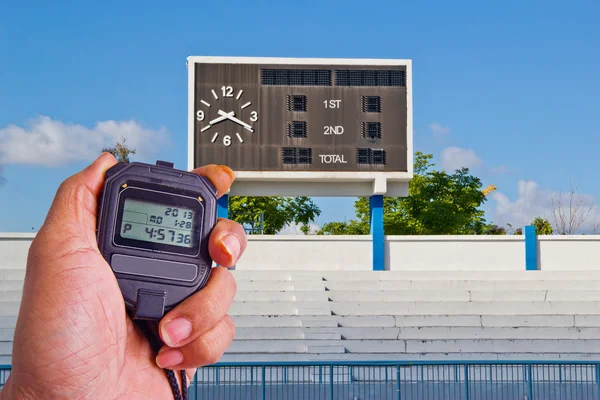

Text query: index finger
(191, 164), (235, 198)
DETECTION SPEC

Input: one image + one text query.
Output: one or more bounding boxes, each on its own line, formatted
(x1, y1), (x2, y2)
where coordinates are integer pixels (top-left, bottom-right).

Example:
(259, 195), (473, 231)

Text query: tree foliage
(315, 219), (368, 235)
(102, 137), (136, 163)
(531, 217), (553, 235)
(229, 196), (321, 235)
(319, 152), (489, 235)
(483, 224), (507, 235)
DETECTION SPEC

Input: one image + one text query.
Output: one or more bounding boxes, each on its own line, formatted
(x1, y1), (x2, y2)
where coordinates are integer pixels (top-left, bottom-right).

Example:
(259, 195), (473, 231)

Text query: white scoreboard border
(187, 56), (413, 197)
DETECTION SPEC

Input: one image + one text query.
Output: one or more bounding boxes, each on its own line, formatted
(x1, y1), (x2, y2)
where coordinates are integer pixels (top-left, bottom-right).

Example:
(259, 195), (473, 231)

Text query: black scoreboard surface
(188, 57), (410, 173)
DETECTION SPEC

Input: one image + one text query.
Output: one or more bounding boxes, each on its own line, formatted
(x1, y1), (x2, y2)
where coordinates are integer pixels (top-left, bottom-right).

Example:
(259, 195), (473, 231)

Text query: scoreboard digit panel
(190, 58), (409, 173)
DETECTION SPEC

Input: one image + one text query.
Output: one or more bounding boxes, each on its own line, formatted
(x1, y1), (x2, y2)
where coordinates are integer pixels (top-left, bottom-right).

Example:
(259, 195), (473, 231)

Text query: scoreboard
(187, 57), (412, 196)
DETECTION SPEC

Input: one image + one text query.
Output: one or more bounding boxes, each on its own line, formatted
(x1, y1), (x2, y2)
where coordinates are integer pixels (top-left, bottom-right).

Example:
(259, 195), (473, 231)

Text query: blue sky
(1, 1), (599, 233)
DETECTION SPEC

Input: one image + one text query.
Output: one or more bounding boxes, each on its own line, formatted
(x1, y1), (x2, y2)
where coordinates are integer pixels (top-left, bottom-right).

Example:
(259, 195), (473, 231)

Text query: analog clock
(195, 85), (259, 147)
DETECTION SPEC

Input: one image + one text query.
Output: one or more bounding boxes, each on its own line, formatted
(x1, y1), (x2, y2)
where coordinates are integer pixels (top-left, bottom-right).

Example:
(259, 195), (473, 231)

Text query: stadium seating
(222, 270), (600, 362)
(2, 267), (600, 364)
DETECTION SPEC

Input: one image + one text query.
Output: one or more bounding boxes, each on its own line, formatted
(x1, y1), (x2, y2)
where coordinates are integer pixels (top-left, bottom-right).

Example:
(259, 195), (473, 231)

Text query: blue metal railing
(2, 361), (600, 399)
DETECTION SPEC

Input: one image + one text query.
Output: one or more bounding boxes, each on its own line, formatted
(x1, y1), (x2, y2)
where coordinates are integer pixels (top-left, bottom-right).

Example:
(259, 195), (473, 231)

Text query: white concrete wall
(538, 235), (600, 271)
(386, 235), (524, 271)
(2, 232), (600, 271)
(239, 236), (373, 271)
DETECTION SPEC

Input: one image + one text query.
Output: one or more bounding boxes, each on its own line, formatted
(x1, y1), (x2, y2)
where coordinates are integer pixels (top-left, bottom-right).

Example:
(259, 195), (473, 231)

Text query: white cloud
(278, 222), (321, 235)
(0, 116), (170, 166)
(490, 165), (512, 175)
(429, 122), (450, 141)
(441, 146), (483, 171)
(491, 180), (600, 233)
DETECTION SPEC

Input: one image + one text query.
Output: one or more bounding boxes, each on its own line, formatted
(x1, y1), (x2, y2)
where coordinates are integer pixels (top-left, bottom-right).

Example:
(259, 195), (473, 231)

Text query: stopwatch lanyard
(134, 319), (188, 400)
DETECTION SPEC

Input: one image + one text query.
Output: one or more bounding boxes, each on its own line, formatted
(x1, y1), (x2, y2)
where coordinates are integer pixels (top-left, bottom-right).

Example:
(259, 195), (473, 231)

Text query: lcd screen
(119, 198), (196, 248)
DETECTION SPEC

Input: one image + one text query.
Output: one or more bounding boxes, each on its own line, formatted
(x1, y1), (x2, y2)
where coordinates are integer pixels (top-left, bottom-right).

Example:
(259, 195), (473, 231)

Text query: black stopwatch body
(97, 160), (218, 320)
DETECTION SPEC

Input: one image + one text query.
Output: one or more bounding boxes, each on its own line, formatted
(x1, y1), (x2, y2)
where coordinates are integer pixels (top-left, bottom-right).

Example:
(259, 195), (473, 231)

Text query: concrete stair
(221, 270), (600, 362)
(3, 268), (600, 363)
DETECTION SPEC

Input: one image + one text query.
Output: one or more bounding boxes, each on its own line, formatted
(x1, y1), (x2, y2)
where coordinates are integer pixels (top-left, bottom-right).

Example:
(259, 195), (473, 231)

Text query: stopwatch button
(156, 160), (175, 168)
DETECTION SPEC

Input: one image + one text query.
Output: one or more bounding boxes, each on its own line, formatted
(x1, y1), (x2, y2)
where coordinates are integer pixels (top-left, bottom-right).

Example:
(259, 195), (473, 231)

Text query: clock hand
(218, 110), (254, 132)
(209, 111), (235, 125)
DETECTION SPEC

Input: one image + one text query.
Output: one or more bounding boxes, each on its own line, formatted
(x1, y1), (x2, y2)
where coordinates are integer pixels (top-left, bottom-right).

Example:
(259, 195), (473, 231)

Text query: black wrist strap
(133, 289), (188, 400)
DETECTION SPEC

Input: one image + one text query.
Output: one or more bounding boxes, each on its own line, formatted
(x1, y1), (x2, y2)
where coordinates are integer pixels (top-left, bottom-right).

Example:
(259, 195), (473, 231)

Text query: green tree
(318, 151), (488, 235)
(102, 137), (136, 163)
(229, 196), (321, 235)
(316, 219), (368, 235)
(483, 224), (507, 235)
(531, 217), (553, 235)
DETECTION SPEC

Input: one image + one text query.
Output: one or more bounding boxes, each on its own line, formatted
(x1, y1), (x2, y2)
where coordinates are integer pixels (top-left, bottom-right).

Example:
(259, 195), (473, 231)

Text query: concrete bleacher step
(0, 302), (20, 317)
(230, 314), (591, 328)
(326, 289), (600, 301)
(304, 332), (341, 340)
(398, 327), (600, 340)
(0, 342), (12, 355)
(301, 318), (338, 328)
(306, 346), (345, 354)
(229, 302), (331, 316)
(0, 290), (23, 301)
(231, 316), (339, 328)
(220, 351), (600, 362)
(234, 291), (328, 302)
(234, 324), (600, 341)
(331, 301), (600, 316)
(322, 280), (600, 291)
(232, 270), (600, 281)
(0, 329), (14, 341)
(0, 316), (17, 329)
(480, 315), (573, 327)
(235, 328), (342, 340)
(233, 281), (326, 292)
(0, 270), (25, 281)
(225, 338), (600, 355)
(0, 280), (25, 292)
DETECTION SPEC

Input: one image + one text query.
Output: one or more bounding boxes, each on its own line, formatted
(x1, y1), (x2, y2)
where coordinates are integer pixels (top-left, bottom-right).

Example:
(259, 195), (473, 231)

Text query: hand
(208, 111), (235, 126)
(217, 110), (254, 132)
(1, 153), (247, 400)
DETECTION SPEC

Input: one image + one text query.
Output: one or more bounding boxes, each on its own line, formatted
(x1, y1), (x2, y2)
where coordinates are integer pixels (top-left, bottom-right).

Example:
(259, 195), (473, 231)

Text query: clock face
(195, 85), (259, 147)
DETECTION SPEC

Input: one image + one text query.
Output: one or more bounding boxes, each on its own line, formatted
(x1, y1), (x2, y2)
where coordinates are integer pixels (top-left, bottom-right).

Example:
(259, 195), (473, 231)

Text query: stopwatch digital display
(118, 198), (197, 248)
(96, 160), (218, 320)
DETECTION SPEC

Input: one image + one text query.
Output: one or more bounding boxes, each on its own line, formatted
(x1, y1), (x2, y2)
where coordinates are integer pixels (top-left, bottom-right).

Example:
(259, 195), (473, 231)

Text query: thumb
(33, 152), (118, 259)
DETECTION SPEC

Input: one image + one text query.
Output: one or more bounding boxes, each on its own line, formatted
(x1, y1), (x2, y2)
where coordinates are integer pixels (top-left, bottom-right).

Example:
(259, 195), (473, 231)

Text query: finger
(158, 267), (236, 348)
(156, 315), (235, 369)
(30, 153), (117, 262)
(40, 152), (117, 232)
(209, 218), (247, 268)
(191, 164), (235, 198)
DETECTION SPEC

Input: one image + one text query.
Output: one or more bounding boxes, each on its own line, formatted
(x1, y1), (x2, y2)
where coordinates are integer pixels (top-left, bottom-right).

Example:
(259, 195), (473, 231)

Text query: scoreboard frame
(187, 56), (413, 197)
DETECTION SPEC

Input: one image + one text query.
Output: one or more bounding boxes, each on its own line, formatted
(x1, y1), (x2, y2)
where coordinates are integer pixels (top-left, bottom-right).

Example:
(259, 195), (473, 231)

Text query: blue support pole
(370, 195), (385, 271)
(524, 225), (538, 271)
(217, 194), (229, 219)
